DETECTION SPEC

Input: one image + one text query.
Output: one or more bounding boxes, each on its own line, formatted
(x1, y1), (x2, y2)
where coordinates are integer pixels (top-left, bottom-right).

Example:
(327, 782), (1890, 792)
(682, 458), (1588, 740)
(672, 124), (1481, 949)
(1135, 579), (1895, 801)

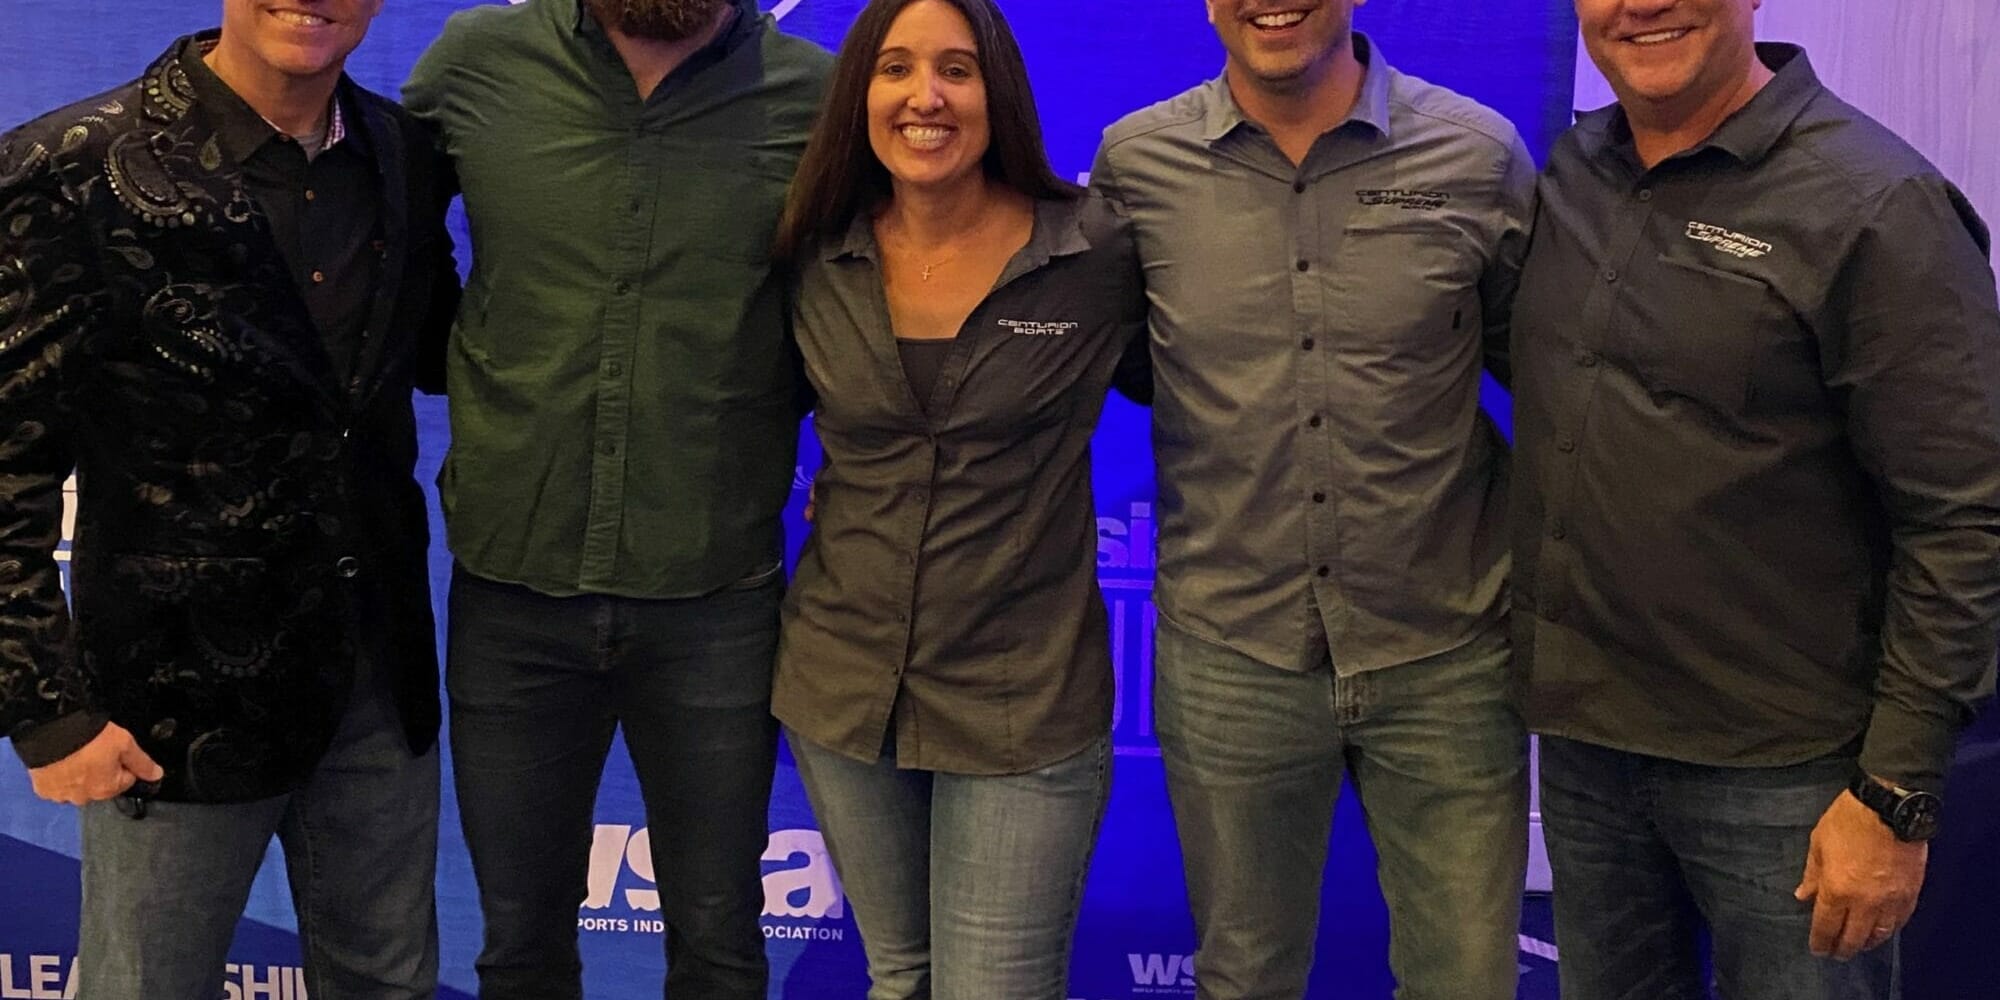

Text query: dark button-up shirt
(403, 0), (831, 597)
(773, 195), (1146, 775)
(184, 42), (380, 389)
(1092, 35), (1534, 674)
(1513, 45), (2000, 791)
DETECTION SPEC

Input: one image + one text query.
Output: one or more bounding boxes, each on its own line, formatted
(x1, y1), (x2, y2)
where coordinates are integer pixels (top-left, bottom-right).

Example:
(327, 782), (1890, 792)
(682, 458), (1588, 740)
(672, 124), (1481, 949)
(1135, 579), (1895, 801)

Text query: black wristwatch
(1848, 770), (1942, 843)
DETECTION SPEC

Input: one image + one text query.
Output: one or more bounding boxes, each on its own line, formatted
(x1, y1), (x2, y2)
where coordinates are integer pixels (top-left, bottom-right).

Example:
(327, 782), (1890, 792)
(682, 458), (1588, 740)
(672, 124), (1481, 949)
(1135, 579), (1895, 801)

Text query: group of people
(2, 0), (1995, 999)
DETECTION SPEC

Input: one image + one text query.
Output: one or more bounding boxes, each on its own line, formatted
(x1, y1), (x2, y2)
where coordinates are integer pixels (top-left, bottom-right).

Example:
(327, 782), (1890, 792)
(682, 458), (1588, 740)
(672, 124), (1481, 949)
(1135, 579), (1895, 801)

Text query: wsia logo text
(1129, 952), (1198, 993)
(581, 826), (846, 938)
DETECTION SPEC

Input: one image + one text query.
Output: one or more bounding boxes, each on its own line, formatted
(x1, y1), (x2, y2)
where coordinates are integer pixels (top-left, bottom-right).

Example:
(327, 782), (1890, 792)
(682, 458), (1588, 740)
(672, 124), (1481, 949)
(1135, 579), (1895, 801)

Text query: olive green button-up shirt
(404, 0), (831, 597)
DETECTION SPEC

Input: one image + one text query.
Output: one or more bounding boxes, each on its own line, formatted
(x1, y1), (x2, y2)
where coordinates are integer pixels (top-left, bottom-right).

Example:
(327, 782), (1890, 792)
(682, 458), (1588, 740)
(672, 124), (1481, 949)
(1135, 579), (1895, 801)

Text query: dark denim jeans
(1539, 736), (1900, 1000)
(788, 730), (1111, 1000)
(446, 566), (782, 1000)
(1154, 617), (1528, 1000)
(78, 676), (440, 1000)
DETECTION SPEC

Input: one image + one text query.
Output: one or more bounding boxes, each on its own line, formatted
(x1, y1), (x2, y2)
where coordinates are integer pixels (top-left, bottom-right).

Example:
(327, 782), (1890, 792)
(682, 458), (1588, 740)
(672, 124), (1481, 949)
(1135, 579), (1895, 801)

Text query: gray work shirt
(1091, 35), (1535, 674)
(1513, 45), (2000, 791)
(773, 194), (1147, 775)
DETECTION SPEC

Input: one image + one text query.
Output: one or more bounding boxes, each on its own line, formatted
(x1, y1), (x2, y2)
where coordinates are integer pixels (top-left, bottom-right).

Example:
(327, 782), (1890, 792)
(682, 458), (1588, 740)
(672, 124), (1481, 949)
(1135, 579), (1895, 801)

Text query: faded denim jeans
(788, 729), (1111, 1000)
(1154, 616), (1527, 1000)
(77, 676), (439, 1000)
(1539, 736), (1900, 1000)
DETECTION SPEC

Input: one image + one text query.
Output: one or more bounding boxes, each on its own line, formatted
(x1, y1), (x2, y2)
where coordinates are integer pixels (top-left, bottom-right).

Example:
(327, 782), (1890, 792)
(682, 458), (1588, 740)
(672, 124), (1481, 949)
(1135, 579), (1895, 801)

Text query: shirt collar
(824, 194), (1095, 266)
(1576, 42), (1821, 169)
(179, 31), (356, 166)
(1202, 30), (1395, 144)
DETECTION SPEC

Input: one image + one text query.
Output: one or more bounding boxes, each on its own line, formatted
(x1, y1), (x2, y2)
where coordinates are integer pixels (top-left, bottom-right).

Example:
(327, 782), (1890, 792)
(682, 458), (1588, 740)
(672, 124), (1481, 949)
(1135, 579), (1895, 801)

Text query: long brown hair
(773, 0), (1078, 264)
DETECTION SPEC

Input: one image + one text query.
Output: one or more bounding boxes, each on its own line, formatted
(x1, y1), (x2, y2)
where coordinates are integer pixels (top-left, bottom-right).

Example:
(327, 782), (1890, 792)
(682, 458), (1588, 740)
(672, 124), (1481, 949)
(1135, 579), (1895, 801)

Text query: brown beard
(583, 0), (725, 41)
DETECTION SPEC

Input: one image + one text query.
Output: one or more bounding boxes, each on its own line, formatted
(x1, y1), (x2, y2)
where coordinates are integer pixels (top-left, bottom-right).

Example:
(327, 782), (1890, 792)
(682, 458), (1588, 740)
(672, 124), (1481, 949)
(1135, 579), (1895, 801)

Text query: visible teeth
(272, 10), (330, 26)
(1630, 28), (1689, 44)
(1252, 11), (1308, 28)
(900, 125), (952, 149)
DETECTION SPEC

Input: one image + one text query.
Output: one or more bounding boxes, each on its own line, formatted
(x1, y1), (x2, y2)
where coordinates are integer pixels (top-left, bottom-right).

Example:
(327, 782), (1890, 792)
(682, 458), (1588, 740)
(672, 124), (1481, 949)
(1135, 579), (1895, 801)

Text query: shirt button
(1603, 268), (1619, 283)
(1295, 258), (1310, 272)
(600, 441), (618, 456)
(1301, 337), (1315, 351)
(895, 612), (909, 623)
(1312, 491), (1326, 503)
(1638, 188), (1654, 202)
(614, 280), (632, 295)
(606, 361), (624, 377)
(1292, 180), (1306, 194)
(1578, 352), (1600, 368)
(1550, 522), (1567, 540)
(1557, 437), (1577, 453)
(335, 555), (361, 578)
(304, 188), (316, 202)
(1315, 565), (1330, 578)
(914, 489), (928, 503)
(311, 269), (326, 284)
(1307, 414), (1323, 428)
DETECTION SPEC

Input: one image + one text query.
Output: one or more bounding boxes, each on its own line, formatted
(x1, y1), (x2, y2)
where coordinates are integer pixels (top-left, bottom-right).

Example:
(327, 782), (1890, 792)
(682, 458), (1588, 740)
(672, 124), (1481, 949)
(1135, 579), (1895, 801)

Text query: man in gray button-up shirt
(1091, 2), (1533, 996)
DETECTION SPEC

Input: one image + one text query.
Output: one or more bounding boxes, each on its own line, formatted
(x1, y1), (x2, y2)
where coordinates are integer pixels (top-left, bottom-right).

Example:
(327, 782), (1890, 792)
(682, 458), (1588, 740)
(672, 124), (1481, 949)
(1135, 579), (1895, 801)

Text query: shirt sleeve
(1822, 175), (2000, 791)
(0, 126), (109, 767)
(1477, 130), (1537, 390)
(1089, 138), (1153, 406)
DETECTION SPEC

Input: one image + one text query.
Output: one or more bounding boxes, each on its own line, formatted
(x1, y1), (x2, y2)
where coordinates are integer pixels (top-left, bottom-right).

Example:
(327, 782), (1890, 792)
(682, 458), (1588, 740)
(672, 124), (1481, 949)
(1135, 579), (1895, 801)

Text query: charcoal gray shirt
(773, 195), (1146, 775)
(1091, 35), (1535, 674)
(1512, 45), (2000, 791)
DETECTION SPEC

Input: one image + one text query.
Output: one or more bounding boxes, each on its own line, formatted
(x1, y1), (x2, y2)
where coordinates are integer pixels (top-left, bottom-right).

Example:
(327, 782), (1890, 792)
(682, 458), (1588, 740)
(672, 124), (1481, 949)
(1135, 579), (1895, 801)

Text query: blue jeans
(78, 676), (440, 1000)
(446, 566), (782, 1000)
(788, 729), (1111, 1000)
(1154, 616), (1527, 1000)
(1538, 737), (1900, 1000)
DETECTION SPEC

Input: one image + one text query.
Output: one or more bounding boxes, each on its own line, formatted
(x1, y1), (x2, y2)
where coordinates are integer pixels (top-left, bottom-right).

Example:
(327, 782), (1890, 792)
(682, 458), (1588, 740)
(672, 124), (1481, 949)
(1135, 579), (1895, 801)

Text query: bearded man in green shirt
(404, 1), (829, 996)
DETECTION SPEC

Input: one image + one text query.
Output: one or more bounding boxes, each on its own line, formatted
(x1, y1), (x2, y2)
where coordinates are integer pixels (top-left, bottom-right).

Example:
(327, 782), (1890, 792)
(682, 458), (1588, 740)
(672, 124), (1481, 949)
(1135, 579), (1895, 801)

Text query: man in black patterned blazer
(0, 2), (457, 997)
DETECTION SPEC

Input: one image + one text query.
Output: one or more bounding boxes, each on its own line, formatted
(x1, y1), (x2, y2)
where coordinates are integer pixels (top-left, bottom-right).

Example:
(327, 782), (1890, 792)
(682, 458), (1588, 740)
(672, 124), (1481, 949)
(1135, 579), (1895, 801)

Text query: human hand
(27, 723), (165, 806)
(804, 479), (817, 523)
(1794, 786), (1927, 961)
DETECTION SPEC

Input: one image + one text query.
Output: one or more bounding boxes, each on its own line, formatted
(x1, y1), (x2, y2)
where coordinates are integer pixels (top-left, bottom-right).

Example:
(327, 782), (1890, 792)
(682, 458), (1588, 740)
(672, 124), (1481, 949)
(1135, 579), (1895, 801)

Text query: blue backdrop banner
(3, 3), (1993, 1000)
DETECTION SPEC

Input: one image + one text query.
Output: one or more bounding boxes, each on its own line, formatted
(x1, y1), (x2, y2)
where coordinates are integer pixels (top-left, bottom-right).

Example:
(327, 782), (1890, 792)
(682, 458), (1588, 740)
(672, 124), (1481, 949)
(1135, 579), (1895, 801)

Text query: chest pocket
(1328, 221), (1477, 358)
(1633, 255), (1795, 416)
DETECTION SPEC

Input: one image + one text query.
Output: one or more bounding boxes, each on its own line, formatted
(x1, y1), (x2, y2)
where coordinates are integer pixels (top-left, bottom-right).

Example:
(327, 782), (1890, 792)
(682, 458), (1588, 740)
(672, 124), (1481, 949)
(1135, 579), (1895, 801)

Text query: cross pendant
(921, 264), (935, 281)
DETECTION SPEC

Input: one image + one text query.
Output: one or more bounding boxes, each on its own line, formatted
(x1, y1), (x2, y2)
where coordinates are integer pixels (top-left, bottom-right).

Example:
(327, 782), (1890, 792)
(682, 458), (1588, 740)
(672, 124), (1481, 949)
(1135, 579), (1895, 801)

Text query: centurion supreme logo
(1685, 221), (1773, 260)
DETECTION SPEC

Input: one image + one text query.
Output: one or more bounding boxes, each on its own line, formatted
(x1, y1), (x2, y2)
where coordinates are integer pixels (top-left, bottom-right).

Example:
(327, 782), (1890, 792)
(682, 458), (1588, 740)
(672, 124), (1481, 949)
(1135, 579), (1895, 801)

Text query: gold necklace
(882, 204), (992, 281)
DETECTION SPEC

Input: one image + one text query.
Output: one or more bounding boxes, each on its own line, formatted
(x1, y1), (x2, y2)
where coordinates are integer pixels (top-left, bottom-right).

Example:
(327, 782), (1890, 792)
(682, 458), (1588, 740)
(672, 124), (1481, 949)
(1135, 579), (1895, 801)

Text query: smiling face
(1206, 0), (1362, 94)
(866, 0), (991, 194)
(214, 0), (383, 87)
(1576, 0), (1763, 114)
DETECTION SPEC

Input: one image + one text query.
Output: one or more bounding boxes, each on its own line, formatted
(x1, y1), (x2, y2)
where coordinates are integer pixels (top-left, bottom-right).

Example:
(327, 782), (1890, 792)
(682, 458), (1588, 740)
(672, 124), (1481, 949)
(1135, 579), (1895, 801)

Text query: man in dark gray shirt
(1090, 1), (1533, 995)
(1515, 1), (2000, 997)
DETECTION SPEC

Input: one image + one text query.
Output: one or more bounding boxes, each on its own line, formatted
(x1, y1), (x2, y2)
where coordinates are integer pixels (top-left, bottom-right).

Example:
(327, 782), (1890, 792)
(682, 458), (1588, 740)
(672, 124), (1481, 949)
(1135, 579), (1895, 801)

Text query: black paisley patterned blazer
(0, 35), (458, 802)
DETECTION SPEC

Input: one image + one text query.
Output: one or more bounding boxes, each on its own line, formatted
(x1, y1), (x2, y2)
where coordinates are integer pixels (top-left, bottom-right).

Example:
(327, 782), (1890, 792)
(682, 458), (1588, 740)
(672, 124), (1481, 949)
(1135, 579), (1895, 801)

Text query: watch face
(1893, 793), (1943, 842)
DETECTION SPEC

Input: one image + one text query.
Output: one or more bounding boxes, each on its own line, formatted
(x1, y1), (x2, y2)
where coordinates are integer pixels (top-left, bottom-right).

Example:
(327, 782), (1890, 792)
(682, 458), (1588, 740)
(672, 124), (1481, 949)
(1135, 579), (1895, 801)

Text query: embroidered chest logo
(999, 319), (1079, 337)
(1356, 189), (1450, 211)
(1685, 221), (1773, 259)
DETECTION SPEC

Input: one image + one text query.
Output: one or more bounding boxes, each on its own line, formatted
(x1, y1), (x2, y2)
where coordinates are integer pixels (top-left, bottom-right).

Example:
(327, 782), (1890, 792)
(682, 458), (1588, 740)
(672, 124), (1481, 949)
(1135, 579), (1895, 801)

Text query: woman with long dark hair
(770, 0), (1145, 995)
